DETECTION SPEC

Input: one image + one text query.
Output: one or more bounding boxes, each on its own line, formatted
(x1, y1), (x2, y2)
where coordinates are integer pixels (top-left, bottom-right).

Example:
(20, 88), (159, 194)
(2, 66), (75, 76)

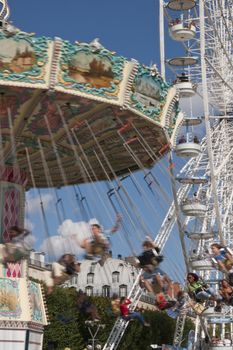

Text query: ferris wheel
(157, 0), (233, 349)
(104, 0), (233, 349)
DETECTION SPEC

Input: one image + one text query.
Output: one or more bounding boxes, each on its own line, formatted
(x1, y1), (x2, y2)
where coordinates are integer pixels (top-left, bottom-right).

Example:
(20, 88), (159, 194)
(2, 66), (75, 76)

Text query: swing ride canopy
(0, 24), (182, 188)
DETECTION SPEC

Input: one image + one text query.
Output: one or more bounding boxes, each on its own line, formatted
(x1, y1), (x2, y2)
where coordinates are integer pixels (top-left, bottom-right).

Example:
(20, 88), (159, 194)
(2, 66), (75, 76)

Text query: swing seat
(166, 308), (179, 319)
(191, 302), (206, 315)
(155, 293), (176, 311)
(157, 300), (176, 310)
(138, 250), (163, 267)
(92, 242), (108, 256)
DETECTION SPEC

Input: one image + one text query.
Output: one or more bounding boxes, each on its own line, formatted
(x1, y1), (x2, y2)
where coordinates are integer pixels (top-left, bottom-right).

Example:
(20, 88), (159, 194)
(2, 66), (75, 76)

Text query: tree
(118, 311), (194, 350)
(43, 287), (85, 350)
(43, 287), (194, 350)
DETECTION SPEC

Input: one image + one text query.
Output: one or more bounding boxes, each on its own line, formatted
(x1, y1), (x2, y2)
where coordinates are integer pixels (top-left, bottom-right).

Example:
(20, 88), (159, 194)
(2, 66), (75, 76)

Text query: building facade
(28, 252), (156, 310)
(68, 257), (139, 297)
(67, 256), (156, 310)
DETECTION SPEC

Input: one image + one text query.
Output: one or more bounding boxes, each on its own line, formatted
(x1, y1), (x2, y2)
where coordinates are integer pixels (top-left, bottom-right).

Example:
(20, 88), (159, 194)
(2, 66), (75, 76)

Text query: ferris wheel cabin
(169, 20), (196, 41)
(187, 231), (215, 240)
(175, 117), (202, 157)
(181, 197), (207, 216)
(189, 258), (215, 271)
(175, 74), (196, 97)
(167, 0), (197, 11)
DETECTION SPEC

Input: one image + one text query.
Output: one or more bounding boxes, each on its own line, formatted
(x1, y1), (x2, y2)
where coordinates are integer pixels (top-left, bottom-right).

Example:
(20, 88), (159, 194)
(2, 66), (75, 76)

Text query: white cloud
(40, 235), (79, 259)
(58, 219), (92, 243)
(23, 218), (37, 247)
(24, 217), (35, 232)
(40, 219), (92, 259)
(24, 233), (36, 249)
(26, 192), (54, 215)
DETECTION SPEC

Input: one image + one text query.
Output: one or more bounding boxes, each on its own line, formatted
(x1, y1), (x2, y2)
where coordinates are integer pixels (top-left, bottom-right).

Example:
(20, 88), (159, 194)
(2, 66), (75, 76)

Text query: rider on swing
(80, 214), (122, 261)
(2, 226), (32, 264)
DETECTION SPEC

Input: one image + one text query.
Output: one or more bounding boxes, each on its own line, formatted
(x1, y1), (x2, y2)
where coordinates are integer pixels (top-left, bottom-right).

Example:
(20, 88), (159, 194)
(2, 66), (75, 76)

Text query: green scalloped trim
(0, 32), (50, 84)
(58, 41), (126, 99)
(130, 65), (170, 119)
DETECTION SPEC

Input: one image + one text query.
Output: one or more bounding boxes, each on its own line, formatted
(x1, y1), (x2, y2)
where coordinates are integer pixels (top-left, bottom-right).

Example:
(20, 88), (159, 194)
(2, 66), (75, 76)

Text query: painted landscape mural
(68, 51), (114, 88)
(0, 38), (36, 73)
(133, 75), (162, 108)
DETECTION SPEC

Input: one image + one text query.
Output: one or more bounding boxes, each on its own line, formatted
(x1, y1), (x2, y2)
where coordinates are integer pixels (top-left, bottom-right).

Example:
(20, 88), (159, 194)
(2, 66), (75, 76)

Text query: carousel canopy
(0, 22), (182, 188)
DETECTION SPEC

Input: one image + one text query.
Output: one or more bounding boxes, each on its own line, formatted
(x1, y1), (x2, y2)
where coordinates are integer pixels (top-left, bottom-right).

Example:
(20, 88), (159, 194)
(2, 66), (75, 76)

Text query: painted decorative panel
(4, 262), (23, 278)
(28, 281), (45, 324)
(129, 65), (170, 119)
(0, 32), (51, 85)
(58, 41), (126, 99)
(0, 278), (21, 318)
(0, 181), (24, 243)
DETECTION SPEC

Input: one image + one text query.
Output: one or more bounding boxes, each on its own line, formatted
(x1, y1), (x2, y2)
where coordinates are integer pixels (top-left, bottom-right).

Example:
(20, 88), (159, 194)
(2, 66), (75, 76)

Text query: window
(87, 273), (94, 284)
(71, 275), (78, 285)
(112, 271), (120, 283)
(86, 286), (93, 296)
(90, 262), (96, 273)
(29, 259), (42, 267)
(131, 272), (135, 282)
(119, 285), (127, 297)
(102, 285), (110, 297)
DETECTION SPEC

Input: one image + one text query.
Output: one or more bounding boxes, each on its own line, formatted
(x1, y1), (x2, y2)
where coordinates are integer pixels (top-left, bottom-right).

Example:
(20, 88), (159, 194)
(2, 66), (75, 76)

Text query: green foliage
(44, 287), (194, 350)
(118, 311), (175, 350)
(118, 311), (194, 350)
(43, 287), (117, 350)
(43, 287), (85, 350)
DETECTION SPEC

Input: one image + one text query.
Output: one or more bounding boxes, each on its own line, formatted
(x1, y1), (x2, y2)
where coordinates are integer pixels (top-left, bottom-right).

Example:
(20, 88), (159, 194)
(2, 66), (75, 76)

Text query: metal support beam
(199, 0), (224, 245)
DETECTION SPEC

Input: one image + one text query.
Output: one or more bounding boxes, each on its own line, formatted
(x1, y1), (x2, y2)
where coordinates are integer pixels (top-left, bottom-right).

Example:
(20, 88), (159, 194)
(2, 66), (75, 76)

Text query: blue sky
(11, 0), (161, 66)
(6, 0), (204, 281)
